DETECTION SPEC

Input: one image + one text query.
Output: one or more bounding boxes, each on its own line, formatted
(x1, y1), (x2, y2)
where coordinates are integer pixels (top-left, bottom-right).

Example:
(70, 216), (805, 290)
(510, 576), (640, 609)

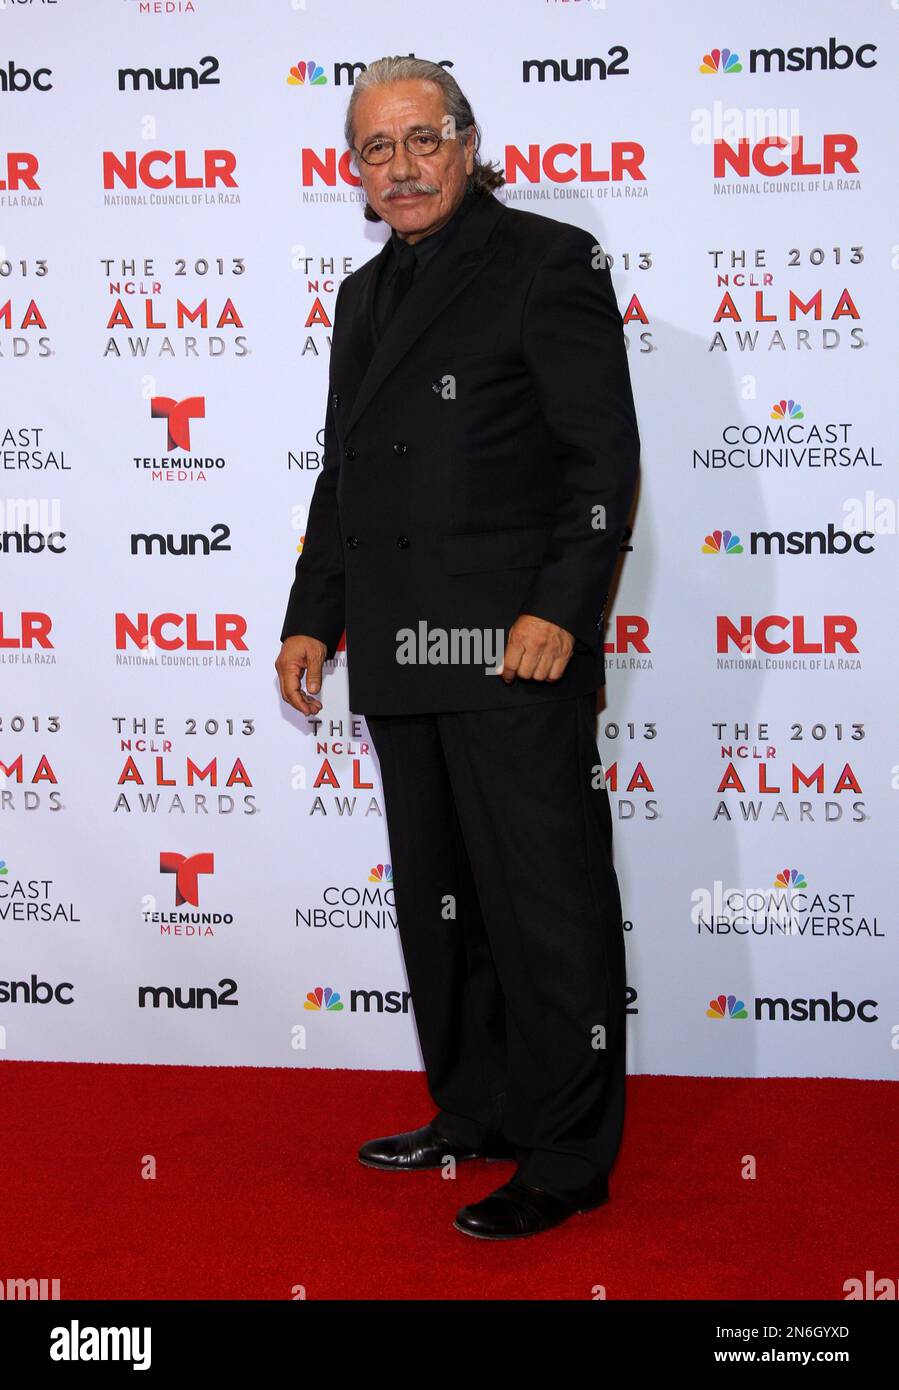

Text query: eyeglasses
(355, 127), (470, 166)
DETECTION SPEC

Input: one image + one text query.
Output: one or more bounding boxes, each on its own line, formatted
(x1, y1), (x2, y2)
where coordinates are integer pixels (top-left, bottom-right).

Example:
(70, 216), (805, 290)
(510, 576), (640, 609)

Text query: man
(276, 56), (640, 1239)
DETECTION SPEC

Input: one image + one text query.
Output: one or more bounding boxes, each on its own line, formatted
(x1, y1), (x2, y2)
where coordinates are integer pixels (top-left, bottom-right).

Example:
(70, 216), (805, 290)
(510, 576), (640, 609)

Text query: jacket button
(332, 392), (340, 408)
(344, 446), (356, 460)
(346, 535), (359, 548)
(392, 440), (407, 455)
(396, 535), (410, 549)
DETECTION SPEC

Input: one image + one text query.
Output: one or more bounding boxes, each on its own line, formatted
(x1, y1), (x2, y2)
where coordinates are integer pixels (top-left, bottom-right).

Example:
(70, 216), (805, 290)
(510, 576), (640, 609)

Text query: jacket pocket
(441, 525), (546, 575)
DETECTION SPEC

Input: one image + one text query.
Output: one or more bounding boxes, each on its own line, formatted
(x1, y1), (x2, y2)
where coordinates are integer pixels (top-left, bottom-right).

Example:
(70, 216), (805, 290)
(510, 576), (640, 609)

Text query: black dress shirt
(373, 185), (477, 339)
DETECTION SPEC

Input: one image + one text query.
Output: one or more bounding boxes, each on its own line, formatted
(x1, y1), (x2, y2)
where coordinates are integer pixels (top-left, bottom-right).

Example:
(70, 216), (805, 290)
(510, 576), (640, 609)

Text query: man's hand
(275, 635), (328, 715)
(500, 613), (575, 684)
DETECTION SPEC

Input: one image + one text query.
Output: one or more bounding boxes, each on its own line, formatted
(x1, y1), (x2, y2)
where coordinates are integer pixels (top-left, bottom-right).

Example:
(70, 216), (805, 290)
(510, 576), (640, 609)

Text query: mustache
(383, 180), (438, 198)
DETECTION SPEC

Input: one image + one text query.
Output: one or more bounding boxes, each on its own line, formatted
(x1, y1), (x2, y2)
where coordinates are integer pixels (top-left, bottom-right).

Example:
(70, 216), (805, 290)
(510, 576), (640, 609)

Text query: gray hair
(344, 56), (505, 221)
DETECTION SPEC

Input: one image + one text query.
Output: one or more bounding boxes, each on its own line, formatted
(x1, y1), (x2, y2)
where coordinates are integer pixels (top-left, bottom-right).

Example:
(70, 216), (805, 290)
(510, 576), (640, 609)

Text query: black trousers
(366, 690), (627, 1197)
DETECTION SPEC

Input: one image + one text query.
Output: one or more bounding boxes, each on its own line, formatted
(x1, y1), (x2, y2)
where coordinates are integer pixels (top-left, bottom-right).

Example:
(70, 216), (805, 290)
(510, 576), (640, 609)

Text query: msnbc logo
(288, 61), (327, 87)
(368, 863), (393, 883)
(304, 987), (343, 1012)
(699, 48), (743, 75)
(707, 993), (749, 1020)
(774, 868), (808, 890)
(702, 529), (744, 555)
(771, 399), (804, 421)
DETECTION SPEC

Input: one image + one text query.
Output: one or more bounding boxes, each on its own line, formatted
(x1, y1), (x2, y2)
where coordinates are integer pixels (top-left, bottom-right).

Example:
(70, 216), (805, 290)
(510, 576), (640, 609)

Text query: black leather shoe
(453, 1169), (609, 1239)
(358, 1122), (515, 1171)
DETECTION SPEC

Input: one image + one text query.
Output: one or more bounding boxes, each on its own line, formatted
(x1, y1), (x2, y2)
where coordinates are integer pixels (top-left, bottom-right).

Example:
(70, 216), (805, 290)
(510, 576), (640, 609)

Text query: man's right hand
(275, 635), (328, 716)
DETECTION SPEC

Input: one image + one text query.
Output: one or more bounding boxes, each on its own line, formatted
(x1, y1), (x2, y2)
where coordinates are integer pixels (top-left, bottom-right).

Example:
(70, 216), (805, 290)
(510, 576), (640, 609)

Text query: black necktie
(379, 240), (417, 335)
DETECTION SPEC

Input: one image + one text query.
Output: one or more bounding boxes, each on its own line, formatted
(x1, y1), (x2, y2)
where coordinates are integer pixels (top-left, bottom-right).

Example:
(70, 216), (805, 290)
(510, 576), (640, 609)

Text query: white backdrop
(1, 0), (895, 1080)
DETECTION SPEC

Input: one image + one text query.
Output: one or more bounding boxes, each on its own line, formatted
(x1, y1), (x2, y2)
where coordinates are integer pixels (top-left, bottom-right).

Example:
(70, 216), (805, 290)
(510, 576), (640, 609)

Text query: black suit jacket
(280, 189), (640, 716)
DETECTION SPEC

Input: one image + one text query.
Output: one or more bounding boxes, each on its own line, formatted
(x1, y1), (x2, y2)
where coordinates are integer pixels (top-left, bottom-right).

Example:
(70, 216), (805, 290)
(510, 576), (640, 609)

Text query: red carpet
(1, 1062), (894, 1301)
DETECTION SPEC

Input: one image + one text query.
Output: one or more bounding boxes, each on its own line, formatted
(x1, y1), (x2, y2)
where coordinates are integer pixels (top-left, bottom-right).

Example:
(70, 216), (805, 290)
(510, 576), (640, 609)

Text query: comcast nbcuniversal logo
(287, 61), (327, 87)
(304, 986), (344, 1012)
(692, 397), (876, 473)
(368, 863), (392, 884)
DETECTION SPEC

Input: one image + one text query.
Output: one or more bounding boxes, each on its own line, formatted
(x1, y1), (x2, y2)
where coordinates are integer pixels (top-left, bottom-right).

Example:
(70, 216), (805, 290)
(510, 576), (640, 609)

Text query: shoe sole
(453, 1195), (609, 1239)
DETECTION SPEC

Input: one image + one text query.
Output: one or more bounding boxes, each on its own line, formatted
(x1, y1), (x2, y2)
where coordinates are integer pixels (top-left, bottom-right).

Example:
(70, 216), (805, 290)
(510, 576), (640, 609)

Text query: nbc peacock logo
(0, 859), (8, 876)
(707, 993), (748, 1020)
(702, 529), (744, 555)
(771, 398), (804, 421)
(773, 868), (808, 890)
(304, 986), (344, 1012)
(287, 61), (328, 87)
(368, 863), (393, 883)
(699, 48), (742, 74)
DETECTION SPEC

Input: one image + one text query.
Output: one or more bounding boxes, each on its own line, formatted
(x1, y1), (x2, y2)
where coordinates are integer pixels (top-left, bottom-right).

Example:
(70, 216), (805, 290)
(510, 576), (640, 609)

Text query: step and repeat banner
(1, 0), (895, 1079)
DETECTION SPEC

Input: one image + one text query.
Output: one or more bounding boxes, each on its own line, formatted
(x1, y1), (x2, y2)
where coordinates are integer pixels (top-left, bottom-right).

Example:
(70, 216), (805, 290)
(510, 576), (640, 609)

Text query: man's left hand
(500, 613), (575, 684)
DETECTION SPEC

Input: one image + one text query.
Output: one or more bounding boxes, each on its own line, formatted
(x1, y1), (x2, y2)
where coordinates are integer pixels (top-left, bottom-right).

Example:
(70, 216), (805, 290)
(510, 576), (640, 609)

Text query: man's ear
(463, 129), (476, 176)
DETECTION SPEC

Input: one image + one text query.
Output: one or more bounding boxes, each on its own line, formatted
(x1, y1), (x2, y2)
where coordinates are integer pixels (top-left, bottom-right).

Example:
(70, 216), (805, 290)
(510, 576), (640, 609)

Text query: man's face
(352, 79), (475, 243)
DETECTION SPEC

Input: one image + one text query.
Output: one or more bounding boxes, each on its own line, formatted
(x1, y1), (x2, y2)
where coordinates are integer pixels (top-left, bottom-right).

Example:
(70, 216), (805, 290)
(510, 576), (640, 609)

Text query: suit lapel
(343, 192), (505, 440)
